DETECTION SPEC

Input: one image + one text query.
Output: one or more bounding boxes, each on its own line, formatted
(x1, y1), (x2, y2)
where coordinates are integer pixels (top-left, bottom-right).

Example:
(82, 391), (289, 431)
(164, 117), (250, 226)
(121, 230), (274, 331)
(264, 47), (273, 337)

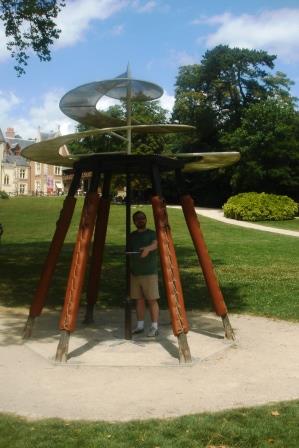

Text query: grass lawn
(1, 197), (299, 446)
(256, 218), (299, 232)
(1, 197), (299, 320)
(0, 400), (298, 448)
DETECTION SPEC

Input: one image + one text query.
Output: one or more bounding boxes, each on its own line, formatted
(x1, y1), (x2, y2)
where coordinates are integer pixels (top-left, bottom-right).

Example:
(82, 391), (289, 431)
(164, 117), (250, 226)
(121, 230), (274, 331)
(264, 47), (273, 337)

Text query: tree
(0, 0), (65, 75)
(170, 45), (297, 206)
(172, 64), (219, 151)
(221, 98), (299, 201)
(173, 45), (295, 147)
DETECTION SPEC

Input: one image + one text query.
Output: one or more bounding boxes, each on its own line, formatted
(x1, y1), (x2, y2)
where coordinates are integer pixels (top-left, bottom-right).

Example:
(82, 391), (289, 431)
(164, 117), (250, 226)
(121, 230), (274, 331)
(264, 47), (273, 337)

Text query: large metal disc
(21, 125), (194, 166)
(178, 152), (241, 171)
(60, 77), (163, 128)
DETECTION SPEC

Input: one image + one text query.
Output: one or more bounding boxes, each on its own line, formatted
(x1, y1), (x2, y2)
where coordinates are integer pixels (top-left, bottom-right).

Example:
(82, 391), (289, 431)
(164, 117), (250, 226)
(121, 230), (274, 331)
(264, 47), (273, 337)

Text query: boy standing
(128, 211), (159, 337)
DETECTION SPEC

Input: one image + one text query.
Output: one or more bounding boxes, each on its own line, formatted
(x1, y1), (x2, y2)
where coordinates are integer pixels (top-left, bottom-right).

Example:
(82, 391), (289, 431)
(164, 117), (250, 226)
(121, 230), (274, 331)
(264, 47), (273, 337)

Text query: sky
(1, 0), (299, 139)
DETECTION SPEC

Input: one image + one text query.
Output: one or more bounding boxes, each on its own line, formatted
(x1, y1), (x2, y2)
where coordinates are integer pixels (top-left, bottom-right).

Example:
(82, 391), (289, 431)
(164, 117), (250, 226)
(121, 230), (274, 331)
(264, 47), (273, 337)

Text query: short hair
(132, 210), (147, 222)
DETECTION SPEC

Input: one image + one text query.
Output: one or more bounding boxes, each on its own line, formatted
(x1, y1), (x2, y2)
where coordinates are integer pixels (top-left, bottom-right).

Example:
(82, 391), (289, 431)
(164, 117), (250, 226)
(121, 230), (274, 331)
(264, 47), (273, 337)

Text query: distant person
(128, 211), (159, 337)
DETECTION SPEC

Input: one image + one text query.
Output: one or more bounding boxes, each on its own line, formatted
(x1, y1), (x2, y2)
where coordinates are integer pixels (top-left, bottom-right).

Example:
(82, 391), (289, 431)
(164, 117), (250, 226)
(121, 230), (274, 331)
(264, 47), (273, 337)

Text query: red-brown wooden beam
(23, 169), (82, 339)
(55, 172), (100, 362)
(83, 173), (112, 324)
(180, 194), (235, 340)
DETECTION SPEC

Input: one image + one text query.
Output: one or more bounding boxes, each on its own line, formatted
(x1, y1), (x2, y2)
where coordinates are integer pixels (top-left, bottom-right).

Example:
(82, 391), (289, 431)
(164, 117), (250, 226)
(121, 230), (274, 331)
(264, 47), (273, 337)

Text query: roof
(6, 137), (36, 150)
(3, 153), (29, 166)
(0, 128), (5, 143)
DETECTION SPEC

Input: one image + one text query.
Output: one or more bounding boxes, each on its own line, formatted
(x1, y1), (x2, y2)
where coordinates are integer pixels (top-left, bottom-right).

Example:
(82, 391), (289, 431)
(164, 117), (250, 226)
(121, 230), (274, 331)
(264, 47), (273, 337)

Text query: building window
(4, 174), (9, 185)
(35, 162), (41, 175)
(19, 168), (26, 179)
(55, 166), (61, 175)
(19, 184), (26, 194)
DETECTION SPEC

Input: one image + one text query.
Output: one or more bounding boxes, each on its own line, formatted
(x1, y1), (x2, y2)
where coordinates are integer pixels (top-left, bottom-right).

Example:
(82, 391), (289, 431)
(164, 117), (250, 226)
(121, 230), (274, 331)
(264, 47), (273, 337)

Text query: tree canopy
(173, 45), (295, 147)
(221, 98), (299, 200)
(0, 0), (65, 75)
(171, 45), (298, 205)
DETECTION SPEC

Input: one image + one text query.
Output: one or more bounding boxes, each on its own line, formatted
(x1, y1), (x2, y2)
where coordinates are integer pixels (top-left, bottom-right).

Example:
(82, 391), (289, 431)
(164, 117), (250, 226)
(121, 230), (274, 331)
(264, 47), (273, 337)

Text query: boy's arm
(140, 239), (157, 258)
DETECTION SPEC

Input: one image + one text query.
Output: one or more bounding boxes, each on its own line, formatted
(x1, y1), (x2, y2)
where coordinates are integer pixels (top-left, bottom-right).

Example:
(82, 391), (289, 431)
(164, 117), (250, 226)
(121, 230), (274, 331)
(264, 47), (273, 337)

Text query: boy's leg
(142, 274), (160, 336)
(135, 298), (146, 321)
(147, 299), (159, 324)
(147, 299), (159, 336)
(131, 274), (145, 333)
(132, 298), (145, 333)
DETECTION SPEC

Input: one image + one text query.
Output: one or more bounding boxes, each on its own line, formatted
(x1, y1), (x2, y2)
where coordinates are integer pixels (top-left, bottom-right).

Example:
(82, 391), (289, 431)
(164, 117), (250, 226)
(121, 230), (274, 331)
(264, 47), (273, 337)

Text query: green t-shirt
(128, 229), (158, 276)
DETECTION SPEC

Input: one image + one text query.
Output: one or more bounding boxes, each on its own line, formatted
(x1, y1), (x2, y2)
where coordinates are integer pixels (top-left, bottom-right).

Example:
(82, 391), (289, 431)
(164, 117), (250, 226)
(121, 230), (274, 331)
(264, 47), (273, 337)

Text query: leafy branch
(0, 0), (65, 75)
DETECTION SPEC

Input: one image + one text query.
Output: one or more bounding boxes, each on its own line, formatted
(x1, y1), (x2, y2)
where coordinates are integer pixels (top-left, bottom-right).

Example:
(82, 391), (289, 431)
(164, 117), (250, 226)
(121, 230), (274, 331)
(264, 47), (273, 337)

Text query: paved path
(171, 206), (299, 237)
(1, 308), (299, 421)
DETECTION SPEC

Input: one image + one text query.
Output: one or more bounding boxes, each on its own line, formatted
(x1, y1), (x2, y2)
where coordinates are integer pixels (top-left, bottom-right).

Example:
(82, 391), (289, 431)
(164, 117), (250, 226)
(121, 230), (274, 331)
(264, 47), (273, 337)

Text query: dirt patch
(0, 307), (298, 421)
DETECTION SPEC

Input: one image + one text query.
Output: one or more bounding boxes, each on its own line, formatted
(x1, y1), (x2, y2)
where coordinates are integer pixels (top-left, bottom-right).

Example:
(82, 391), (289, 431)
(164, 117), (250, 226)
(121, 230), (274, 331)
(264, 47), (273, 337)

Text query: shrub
(0, 191), (9, 199)
(223, 192), (298, 221)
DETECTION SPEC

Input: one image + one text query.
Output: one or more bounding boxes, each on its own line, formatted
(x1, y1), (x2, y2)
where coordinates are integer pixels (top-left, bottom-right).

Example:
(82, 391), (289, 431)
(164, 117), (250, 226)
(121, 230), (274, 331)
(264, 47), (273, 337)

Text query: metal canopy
(178, 152), (241, 172)
(22, 67), (240, 172)
(59, 69), (163, 129)
(21, 124), (194, 166)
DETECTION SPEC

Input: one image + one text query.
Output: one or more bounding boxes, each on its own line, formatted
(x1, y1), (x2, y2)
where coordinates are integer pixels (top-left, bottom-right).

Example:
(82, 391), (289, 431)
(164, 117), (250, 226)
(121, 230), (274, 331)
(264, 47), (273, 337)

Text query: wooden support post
(180, 194), (235, 340)
(23, 169), (82, 339)
(83, 173), (112, 324)
(55, 171), (100, 362)
(124, 172), (132, 340)
(151, 166), (191, 363)
(55, 330), (70, 363)
(222, 314), (235, 340)
(178, 333), (192, 363)
(23, 316), (35, 339)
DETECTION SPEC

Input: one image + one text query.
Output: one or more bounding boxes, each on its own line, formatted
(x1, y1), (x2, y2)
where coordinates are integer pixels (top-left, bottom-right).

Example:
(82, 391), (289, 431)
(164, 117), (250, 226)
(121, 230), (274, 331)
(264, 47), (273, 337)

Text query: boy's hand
(140, 247), (150, 258)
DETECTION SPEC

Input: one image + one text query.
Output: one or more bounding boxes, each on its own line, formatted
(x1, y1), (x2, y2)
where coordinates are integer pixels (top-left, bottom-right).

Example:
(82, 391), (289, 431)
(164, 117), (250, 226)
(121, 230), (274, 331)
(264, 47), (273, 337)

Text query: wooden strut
(151, 194), (192, 363)
(83, 173), (112, 324)
(180, 194), (235, 340)
(55, 171), (100, 362)
(124, 172), (132, 340)
(23, 169), (82, 339)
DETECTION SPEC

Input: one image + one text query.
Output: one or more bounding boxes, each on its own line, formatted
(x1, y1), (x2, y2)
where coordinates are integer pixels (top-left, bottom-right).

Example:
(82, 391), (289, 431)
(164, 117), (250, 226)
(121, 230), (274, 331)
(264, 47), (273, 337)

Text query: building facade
(0, 127), (66, 196)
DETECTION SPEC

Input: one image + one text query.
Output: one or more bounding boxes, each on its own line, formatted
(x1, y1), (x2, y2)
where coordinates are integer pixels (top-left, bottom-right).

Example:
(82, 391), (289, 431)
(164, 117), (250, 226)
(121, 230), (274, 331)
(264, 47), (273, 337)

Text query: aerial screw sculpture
(22, 67), (240, 363)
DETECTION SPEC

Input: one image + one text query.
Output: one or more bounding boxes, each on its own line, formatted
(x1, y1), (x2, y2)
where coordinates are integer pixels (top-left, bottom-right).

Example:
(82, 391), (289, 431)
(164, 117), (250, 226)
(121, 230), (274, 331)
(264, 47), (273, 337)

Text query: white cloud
(1, 87), (174, 139)
(131, 1), (157, 13)
(0, 25), (8, 61)
(96, 96), (121, 110)
(1, 89), (123, 139)
(0, 0), (128, 60)
(110, 24), (125, 35)
(197, 9), (299, 62)
(159, 91), (175, 113)
(169, 50), (198, 67)
(55, 0), (128, 48)
(0, 90), (75, 139)
(0, 0), (158, 61)
(29, 90), (76, 134)
(0, 92), (21, 117)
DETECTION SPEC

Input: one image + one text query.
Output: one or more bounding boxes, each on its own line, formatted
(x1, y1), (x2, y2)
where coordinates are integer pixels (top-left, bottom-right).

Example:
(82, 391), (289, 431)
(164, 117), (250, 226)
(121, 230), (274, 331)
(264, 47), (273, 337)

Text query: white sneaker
(147, 327), (159, 337)
(132, 327), (144, 335)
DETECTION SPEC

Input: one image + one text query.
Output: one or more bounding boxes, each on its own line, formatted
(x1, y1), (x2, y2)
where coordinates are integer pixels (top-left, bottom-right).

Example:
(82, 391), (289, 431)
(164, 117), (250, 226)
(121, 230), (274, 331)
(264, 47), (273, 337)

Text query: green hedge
(0, 191), (9, 199)
(223, 192), (298, 221)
